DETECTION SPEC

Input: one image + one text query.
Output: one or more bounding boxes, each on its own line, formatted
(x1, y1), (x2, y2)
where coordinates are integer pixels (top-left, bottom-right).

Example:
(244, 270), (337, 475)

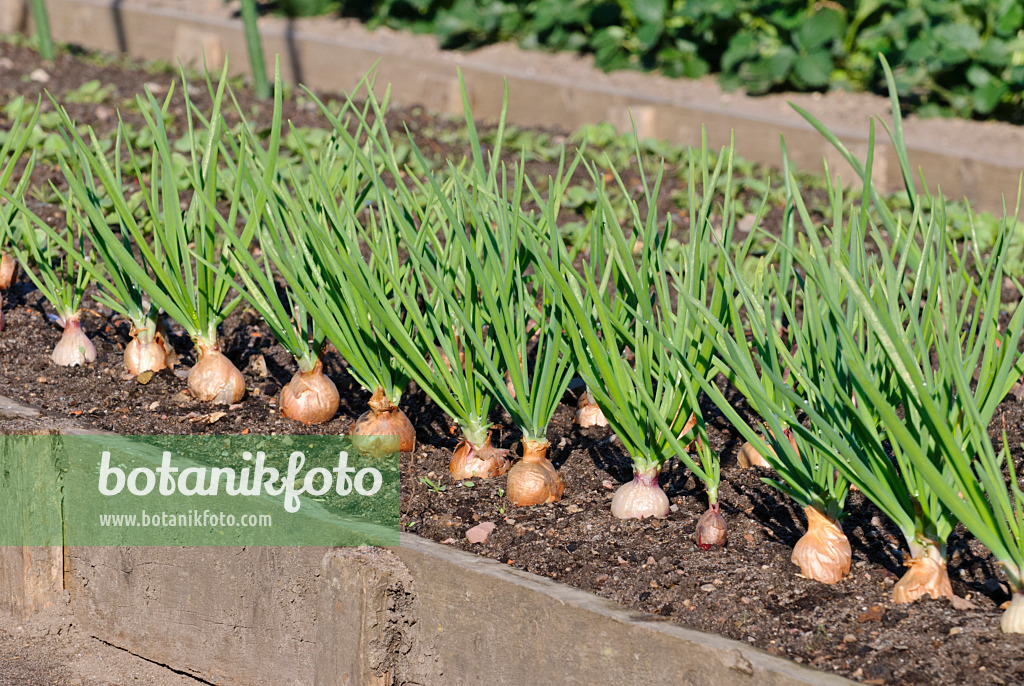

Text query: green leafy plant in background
(328, 0), (1024, 121)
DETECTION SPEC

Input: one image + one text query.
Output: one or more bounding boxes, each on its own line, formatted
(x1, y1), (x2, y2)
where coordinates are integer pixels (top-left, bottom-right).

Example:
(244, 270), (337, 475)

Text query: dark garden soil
(2, 40), (1024, 686)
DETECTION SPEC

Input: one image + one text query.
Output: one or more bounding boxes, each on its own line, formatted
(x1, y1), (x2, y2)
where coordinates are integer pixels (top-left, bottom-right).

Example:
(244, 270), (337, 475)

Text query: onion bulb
(450, 432), (510, 479)
(791, 505), (851, 584)
(891, 541), (954, 604)
(52, 313), (96, 367)
(738, 425), (796, 469)
(611, 467), (669, 519)
(574, 388), (608, 428)
(280, 359), (339, 425)
(350, 387), (416, 457)
(1002, 593), (1024, 634)
(737, 441), (771, 468)
(0, 251), (16, 290)
(187, 341), (245, 404)
(124, 324), (176, 376)
(696, 502), (727, 549)
(507, 438), (565, 506)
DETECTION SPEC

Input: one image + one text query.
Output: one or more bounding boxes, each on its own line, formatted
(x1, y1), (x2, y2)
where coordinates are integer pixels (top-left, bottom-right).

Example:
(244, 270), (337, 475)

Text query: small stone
(645, 556), (656, 567)
(36, 376), (46, 384)
(649, 580), (658, 589)
(466, 522), (496, 544)
(843, 634), (856, 643)
(251, 354), (268, 377)
(602, 479), (614, 490)
(594, 574), (609, 585)
(700, 583), (716, 592)
(136, 370), (155, 385)
(148, 401), (160, 411)
(0, 57), (13, 69)
(29, 68), (49, 83)
(743, 533), (754, 542)
(949, 627), (963, 636)
(857, 605), (885, 623)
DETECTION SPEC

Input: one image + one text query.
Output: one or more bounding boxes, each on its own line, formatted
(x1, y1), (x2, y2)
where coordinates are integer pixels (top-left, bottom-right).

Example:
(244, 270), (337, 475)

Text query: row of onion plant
(43, 64), (248, 399)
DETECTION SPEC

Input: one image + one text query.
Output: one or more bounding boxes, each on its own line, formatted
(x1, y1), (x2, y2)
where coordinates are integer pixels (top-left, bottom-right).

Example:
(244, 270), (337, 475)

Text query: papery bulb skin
(696, 502), (727, 549)
(124, 334), (169, 376)
(187, 342), (245, 404)
(51, 314), (96, 367)
(574, 389), (608, 428)
(791, 506), (851, 584)
(279, 360), (339, 425)
(737, 441), (771, 469)
(611, 468), (670, 519)
(350, 387), (416, 457)
(891, 542), (954, 604)
(1001, 593), (1024, 634)
(450, 432), (510, 479)
(507, 439), (565, 506)
(0, 251), (16, 290)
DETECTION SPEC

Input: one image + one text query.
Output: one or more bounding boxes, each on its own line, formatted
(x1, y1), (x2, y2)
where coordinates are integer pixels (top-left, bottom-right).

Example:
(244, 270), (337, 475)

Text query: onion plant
(409, 153), (577, 504)
(307, 83), (514, 470)
(667, 173), (858, 580)
(52, 63), (249, 402)
(13, 208), (95, 366)
(525, 138), (735, 538)
(191, 67), (340, 425)
(783, 177), (1024, 604)
(772, 59), (1024, 603)
(0, 100), (40, 330)
(248, 84), (426, 448)
(901, 313), (1024, 632)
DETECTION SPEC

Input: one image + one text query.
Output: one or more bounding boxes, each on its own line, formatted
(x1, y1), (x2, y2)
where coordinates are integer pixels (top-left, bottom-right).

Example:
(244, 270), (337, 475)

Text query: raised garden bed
(0, 38), (1023, 686)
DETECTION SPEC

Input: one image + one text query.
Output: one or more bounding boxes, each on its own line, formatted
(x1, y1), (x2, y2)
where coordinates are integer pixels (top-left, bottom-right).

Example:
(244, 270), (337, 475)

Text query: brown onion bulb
(696, 502), (727, 549)
(506, 439), (565, 506)
(450, 432), (510, 479)
(574, 389), (608, 428)
(187, 342), (245, 404)
(1002, 593), (1024, 634)
(0, 251), (16, 290)
(891, 541), (954, 604)
(791, 506), (851, 584)
(611, 467), (669, 519)
(350, 387), (416, 457)
(279, 360), (339, 425)
(52, 314), (96, 367)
